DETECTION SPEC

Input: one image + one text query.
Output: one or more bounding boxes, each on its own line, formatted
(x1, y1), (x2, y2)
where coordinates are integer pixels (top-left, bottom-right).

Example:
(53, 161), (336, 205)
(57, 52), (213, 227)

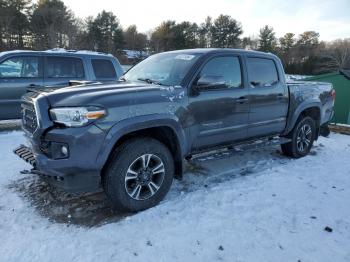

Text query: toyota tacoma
(14, 49), (335, 212)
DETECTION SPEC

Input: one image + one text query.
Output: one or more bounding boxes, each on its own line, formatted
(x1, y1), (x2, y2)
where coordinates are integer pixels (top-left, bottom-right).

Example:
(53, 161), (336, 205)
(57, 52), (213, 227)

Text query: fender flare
(95, 114), (188, 168)
(284, 100), (322, 135)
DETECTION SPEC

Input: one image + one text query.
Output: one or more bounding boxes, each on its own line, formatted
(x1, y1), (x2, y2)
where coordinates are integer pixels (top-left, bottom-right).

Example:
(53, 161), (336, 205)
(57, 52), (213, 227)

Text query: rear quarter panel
(285, 81), (334, 134)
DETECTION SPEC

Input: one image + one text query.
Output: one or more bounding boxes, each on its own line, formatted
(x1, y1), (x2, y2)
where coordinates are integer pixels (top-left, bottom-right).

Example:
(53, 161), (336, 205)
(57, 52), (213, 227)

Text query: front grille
(21, 91), (41, 134)
(21, 102), (38, 134)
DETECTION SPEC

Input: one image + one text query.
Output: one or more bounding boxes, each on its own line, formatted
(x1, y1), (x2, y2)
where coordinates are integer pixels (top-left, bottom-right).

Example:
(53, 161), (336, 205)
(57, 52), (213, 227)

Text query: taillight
(331, 89), (336, 100)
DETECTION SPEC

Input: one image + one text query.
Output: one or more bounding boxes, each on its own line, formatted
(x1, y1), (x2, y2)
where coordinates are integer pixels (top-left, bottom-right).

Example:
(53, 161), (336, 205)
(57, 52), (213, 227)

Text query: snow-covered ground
(1, 131), (350, 262)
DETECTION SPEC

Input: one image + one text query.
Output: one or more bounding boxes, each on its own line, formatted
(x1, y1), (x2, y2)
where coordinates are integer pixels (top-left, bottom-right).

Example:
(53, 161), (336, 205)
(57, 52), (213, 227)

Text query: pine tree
(172, 21), (199, 50)
(86, 10), (124, 54)
(31, 0), (77, 49)
(258, 25), (277, 53)
(279, 33), (295, 53)
(210, 15), (243, 48)
(0, 0), (31, 49)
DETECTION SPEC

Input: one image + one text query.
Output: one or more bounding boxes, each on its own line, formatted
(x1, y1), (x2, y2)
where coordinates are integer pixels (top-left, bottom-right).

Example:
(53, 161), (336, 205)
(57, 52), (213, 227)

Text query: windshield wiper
(137, 78), (164, 86)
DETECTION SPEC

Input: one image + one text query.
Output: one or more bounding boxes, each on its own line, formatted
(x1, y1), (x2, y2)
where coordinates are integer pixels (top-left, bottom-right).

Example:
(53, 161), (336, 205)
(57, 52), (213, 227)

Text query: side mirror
(194, 75), (226, 91)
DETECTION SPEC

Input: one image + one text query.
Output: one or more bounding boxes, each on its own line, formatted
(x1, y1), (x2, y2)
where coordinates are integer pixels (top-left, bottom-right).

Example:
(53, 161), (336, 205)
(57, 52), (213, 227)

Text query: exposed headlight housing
(49, 107), (106, 127)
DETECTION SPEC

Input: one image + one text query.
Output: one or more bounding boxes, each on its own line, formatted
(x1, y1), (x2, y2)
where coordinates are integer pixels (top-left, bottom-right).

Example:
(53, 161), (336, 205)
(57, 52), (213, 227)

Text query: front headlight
(49, 107), (107, 127)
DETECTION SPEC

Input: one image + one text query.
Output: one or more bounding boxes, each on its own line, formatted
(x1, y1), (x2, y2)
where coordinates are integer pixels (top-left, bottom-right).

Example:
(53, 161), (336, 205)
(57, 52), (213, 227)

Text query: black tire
(281, 116), (316, 158)
(103, 137), (174, 212)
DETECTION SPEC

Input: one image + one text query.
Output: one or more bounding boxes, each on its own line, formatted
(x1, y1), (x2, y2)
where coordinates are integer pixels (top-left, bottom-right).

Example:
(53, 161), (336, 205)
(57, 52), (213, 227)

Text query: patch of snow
(161, 86), (186, 103)
(123, 49), (149, 59)
(1, 131), (350, 261)
(285, 74), (311, 82)
(0, 120), (21, 124)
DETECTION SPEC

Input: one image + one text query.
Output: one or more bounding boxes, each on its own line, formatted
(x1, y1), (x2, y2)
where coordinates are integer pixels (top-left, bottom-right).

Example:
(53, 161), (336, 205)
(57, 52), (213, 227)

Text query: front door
(43, 56), (86, 88)
(188, 55), (249, 150)
(0, 55), (43, 120)
(246, 57), (289, 138)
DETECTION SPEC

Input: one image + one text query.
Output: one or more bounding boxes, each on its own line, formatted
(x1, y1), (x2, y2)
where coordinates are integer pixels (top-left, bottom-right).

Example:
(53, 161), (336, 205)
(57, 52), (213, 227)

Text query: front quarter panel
(94, 86), (190, 167)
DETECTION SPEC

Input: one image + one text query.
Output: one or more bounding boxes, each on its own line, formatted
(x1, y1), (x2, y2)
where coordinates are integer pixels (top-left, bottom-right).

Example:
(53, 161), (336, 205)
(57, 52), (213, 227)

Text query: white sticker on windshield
(175, 54), (195, 60)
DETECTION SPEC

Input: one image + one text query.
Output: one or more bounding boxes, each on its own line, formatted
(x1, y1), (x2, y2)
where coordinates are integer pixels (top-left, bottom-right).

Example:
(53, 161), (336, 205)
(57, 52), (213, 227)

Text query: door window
(91, 59), (117, 79)
(197, 56), (242, 89)
(47, 57), (84, 78)
(247, 58), (279, 87)
(0, 56), (39, 78)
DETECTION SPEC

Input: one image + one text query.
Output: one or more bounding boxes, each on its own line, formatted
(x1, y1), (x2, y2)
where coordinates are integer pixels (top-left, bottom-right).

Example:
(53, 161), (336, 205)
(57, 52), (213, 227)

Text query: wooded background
(1, 0), (349, 74)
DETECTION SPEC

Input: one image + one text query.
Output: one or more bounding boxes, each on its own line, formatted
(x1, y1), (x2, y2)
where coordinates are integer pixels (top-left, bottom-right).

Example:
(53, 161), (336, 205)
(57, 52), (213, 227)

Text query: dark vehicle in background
(0, 49), (123, 120)
(14, 49), (335, 212)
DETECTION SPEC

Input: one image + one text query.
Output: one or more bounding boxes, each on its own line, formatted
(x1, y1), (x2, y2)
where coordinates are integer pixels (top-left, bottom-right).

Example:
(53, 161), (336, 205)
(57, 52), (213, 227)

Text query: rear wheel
(103, 138), (174, 212)
(281, 116), (316, 158)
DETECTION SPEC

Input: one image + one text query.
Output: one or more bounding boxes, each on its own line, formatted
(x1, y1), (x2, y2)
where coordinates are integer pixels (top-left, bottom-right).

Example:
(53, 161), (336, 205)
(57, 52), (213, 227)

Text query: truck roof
(163, 48), (278, 58)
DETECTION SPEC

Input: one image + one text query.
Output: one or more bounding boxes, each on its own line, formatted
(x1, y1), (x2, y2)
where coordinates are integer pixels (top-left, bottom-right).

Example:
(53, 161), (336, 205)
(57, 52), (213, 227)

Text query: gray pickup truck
(14, 49), (335, 212)
(0, 49), (123, 120)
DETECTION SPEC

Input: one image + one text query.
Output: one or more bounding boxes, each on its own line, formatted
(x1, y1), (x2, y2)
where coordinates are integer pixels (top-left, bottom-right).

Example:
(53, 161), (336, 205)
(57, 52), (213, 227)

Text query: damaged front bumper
(15, 91), (108, 193)
(13, 144), (66, 185)
(14, 123), (107, 193)
(13, 142), (102, 193)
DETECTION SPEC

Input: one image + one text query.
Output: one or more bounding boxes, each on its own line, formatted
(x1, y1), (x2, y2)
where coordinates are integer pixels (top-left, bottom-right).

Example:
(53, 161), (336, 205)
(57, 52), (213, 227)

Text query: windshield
(123, 52), (201, 86)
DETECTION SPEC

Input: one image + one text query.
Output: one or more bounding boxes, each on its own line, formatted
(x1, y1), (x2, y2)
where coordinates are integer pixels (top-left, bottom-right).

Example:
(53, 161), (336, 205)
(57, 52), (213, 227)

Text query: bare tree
(321, 39), (350, 70)
(198, 16), (212, 48)
(241, 36), (259, 50)
(150, 21), (176, 52)
(123, 25), (147, 51)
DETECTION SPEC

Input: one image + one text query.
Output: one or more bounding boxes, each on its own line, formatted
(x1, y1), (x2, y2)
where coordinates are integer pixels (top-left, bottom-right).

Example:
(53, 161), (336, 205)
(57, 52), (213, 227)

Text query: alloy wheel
(124, 154), (165, 200)
(296, 123), (312, 153)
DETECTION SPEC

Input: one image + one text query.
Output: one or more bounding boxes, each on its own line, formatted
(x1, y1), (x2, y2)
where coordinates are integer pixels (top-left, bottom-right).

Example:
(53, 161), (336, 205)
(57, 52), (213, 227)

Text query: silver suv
(0, 49), (123, 120)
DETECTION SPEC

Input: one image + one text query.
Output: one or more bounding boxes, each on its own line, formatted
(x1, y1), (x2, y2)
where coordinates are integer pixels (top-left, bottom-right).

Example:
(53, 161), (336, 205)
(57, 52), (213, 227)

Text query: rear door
(188, 55), (249, 150)
(43, 56), (86, 88)
(246, 57), (289, 138)
(91, 58), (119, 81)
(0, 55), (43, 120)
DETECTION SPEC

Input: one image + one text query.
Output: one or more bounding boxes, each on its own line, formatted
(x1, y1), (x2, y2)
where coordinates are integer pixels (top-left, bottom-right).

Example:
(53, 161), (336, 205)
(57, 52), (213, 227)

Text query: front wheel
(103, 138), (174, 212)
(281, 116), (316, 158)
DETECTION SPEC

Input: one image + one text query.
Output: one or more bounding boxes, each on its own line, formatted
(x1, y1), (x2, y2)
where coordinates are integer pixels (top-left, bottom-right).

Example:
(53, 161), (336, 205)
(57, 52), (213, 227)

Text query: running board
(189, 137), (291, 163)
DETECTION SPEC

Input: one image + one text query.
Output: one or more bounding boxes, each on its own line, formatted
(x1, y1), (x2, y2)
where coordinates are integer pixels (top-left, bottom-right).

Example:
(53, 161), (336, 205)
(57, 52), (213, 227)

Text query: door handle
(237, 96), (248, 104)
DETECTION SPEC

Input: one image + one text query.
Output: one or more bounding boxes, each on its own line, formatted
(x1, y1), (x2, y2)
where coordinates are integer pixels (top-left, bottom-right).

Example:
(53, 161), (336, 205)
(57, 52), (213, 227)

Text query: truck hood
(35, 81), (185, 108)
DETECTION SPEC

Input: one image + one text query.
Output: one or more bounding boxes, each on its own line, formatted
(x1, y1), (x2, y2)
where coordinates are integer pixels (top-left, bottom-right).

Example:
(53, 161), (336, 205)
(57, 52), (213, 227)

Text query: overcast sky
(62, 0), (350, 41)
